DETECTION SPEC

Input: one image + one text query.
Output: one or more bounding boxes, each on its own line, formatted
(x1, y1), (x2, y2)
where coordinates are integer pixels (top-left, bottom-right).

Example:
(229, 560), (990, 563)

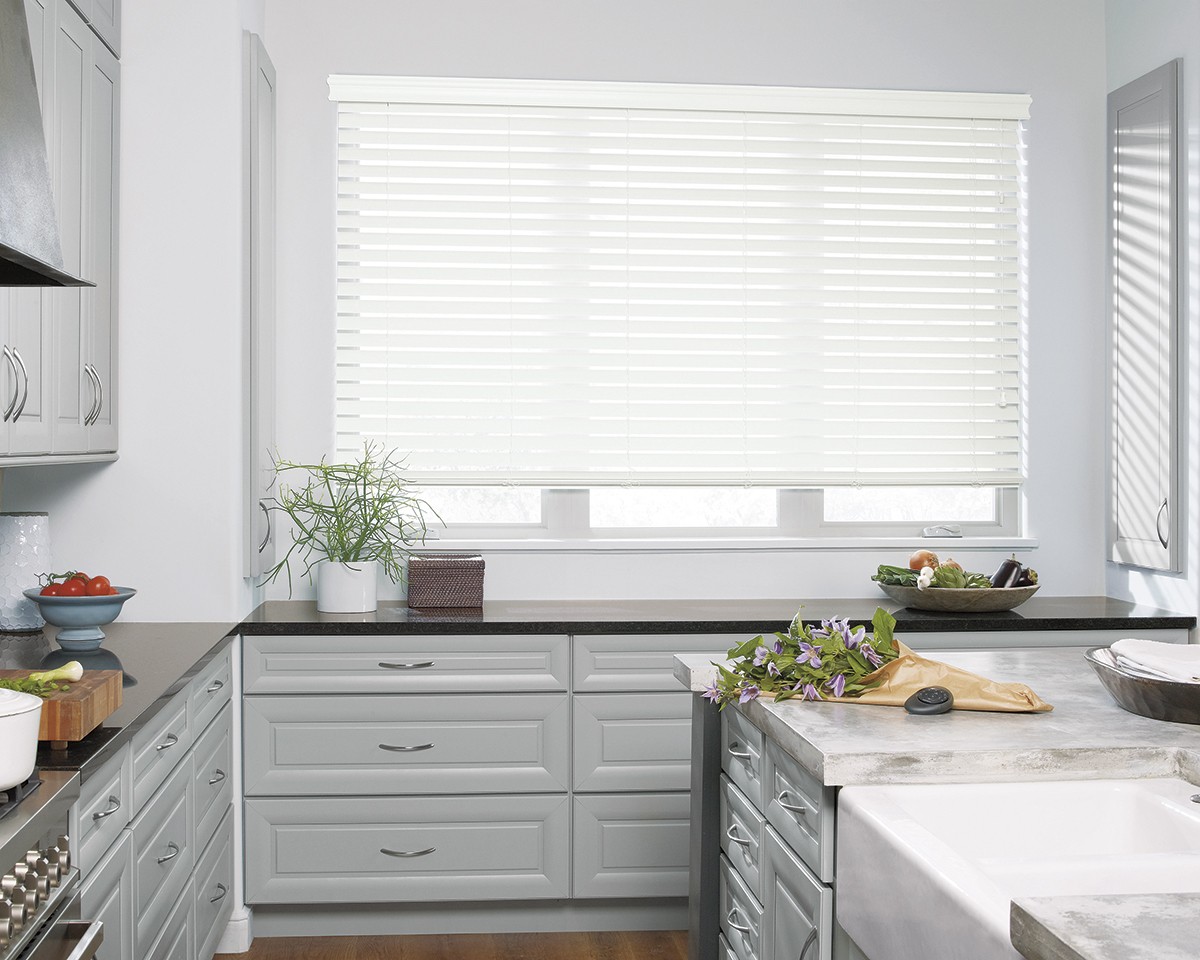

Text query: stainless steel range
(0, 769), (101, 960)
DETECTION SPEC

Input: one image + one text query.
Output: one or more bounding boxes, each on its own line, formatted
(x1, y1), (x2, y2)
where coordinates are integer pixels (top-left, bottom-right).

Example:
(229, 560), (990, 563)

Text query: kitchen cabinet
(65, 0), (119, 56)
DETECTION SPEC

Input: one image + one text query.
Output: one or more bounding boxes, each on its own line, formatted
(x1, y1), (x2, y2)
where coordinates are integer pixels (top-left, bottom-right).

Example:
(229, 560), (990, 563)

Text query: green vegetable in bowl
(871, 564), (919, 586)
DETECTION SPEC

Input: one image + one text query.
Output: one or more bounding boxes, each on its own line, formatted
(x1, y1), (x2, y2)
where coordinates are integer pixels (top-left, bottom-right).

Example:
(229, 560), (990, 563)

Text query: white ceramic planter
(0, 688), (42, 789)
(316, 560), (378, 613)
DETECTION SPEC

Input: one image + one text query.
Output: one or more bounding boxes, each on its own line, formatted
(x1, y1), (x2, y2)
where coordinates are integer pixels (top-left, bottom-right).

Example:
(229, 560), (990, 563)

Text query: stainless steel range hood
(0, 0), (92, 287)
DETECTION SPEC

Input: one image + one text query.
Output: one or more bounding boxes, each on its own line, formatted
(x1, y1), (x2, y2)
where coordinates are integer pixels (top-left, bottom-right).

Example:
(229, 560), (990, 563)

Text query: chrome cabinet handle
(776, 790), (808, 815)
(378, 661), (435, 670)
(378, 742), (435, 753)
(82, 364), (99, 425)
(725, 908), (751, 934)
(1156, 498), (1169, 549)
(380, 846), (436, 858)
(257, 501), (272, 552)
(727, 742), (752, 760)
(1, 348), (17, 422)
(11, 348), (27, 422)
(206, 679), (224, 694)
(725, 824), (751, 847)
(156, 842), (180, 865)
(208, 769), (226, 785)
(89, 365), (104, 425)
(798, 928), (818, 960)
(210, 883), (227, 904)
(91, 796), (121, 821)
(155, 733), (179, 752)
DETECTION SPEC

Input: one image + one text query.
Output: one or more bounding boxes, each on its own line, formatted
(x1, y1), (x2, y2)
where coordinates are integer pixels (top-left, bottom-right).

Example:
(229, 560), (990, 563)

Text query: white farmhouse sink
(837, 778), (1200, 960)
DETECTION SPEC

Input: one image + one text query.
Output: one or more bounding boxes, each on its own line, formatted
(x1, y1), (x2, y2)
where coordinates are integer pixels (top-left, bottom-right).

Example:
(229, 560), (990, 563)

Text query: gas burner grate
(0, 770), (41, 821)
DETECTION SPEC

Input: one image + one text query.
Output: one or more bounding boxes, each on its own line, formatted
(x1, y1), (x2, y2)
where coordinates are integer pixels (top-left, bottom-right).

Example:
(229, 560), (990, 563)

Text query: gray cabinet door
(761, 827), (831, 960)
(131, 755), (194, 956)
(74, 742), (130, 875)
(573, 692), (692, 791)
(244, 693), (570, 795)
(243, 633), (570, 693)
(143, 875), (193, 960)
(245, 794), (570, 904)
(763, 741), (834, 884)
(80, 829), (133, 960)
(194, 807), (234, 960)
(574, 634), (739, 692)
(572, 793), (691, 899)
(130, 687), (190, 814)
(191, 702), (232, 857)
(188, 645), (232, 738)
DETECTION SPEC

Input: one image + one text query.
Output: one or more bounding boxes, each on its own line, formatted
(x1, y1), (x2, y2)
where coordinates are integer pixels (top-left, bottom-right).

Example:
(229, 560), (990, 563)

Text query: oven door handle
(61, 921), (104, 960)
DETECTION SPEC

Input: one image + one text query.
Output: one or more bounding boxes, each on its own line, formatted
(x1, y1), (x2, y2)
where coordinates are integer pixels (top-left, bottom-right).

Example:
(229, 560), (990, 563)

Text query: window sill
(415, 535), (1039, 555)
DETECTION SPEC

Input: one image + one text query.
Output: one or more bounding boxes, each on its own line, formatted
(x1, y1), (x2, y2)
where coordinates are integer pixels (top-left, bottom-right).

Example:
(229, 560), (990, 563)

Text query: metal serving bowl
(1084, 646), (1200, 725)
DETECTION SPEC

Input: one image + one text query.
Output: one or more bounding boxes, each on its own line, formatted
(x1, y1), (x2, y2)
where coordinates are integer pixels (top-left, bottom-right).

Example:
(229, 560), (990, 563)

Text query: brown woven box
(407, 554), (485, 608)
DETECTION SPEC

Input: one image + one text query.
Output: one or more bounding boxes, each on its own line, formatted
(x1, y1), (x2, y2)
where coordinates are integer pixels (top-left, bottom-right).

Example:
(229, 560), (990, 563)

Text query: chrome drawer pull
(776, 790), (808, 815)
(380, 846), (436, 858)
(155, 733), (179, 752)
(210, 883), (228, 904)
(799, 928), (818, 960)
(725, 908), (751, 934)
(727, 742), (753, 760)
(156, 842), (180, 865)
(206, 679), (225, 694)
(92, 796), (121, 821)
(378, 661), (435, 670)
(725, 824), (751, 847)
(208, 769), (227, 785)
(379, 743), (435, 753)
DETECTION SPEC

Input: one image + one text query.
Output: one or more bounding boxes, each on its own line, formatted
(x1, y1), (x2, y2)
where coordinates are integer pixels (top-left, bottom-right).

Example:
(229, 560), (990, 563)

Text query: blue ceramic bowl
(22, 587), (137, 651)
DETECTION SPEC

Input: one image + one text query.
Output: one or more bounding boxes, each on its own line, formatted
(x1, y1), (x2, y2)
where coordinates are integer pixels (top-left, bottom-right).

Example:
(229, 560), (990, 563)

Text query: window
(330, 77), (1029, 538)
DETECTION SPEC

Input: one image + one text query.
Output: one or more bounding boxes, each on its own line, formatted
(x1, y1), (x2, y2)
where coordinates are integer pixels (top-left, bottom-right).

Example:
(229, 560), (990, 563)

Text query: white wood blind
(330, 78), (1029, 486)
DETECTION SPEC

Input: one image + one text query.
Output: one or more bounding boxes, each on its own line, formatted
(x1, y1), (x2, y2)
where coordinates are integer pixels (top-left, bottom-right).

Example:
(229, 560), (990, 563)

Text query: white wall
(1104, 0), (1200, 619)
(1, 0), (265, 621)
(264, 0), (1110, 603)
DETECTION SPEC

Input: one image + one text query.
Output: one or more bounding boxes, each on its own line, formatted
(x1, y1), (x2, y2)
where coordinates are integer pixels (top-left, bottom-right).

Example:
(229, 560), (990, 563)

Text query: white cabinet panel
(572, 793), (691, 898)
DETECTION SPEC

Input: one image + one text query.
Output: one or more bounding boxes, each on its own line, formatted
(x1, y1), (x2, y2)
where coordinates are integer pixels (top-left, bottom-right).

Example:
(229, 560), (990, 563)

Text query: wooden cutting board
(0, 670), (122, 746)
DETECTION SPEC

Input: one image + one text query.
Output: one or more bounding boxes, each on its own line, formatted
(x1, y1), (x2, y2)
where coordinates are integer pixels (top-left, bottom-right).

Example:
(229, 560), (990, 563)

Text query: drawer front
(194, 807), (234, 960)
(132, 757), (194, 955)
(720, 774), (764, 900)
(763, 740), (835, 883)
(573, 634), (740, 692)
(572, 692), (692, 791)
(189, 644), (232, 738)
(762, 826), (833, 960)
(245, 794), (570, 904)
(131, 688), (192, 814)
(144, 876), (193, 960)
(80, 830), (133, 960)
(572, 793), (690, 899)
(720, 853), (763, 960)
(718, 933), (738, 960)
(244, 634), (570, 693)
(76, 744), (131, 875)
(192, 702), (233, 856)
(721, 709), (765, 813)
(244, 694), (570, 796)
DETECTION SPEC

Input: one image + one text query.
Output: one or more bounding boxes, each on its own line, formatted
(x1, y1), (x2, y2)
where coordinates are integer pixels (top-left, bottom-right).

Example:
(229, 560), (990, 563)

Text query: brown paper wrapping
(768, 642), (1053, 713)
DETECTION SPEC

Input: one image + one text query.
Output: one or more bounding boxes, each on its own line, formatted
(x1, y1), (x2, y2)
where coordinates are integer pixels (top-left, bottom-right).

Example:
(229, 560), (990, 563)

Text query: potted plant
(264, 444), (434, 612)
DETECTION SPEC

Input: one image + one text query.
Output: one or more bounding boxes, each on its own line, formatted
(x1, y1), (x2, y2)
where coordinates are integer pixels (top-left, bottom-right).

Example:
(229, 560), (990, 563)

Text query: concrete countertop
(1010, 894), (1200, 960)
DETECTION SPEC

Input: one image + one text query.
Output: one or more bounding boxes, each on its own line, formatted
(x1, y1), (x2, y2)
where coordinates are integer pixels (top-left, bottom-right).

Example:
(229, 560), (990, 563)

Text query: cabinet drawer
(720, 853), (763, 960)
(245, 794), (570, 904)
(573, 634), (740, 692)
(721, 709), (765, 813)
(718, 933), (738, 960)
(572, 692), (691, 791)
(80, 829), (133, 960)
(572, 793), (690, 899)
(192, 702), (232, 856)
(763, 740), (835, 883)
(75, 743), (130, 875)
(189, 644), (232, 738)
(244, 634), (569, 693)
(131, 756), (193, 955)
(194, 807), (234, 960)
(762, 826), (833, 960)
(130, 687), (191, 814)
(143, 875), (193, 960)
(244, 694), (570, 795)
(720, 774), (764, 900)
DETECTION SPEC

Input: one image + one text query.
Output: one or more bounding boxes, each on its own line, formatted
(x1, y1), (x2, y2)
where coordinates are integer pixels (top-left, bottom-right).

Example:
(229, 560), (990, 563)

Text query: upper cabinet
(65, 0), (119, 56)
(1108, 60), (1180, 572)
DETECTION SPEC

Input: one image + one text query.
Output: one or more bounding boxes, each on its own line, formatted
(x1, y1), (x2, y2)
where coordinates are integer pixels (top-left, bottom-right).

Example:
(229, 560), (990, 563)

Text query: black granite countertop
(241, 596), (1195, 636)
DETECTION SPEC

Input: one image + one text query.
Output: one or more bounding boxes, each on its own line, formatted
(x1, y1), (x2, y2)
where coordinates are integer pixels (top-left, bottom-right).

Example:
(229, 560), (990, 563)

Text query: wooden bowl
(1084, 647), (1200, 725)
(875, 582), (1039, 612)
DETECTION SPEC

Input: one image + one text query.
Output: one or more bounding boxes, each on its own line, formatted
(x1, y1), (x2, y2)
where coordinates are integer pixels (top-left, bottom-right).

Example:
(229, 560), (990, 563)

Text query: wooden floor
(218, 931), (688, 960)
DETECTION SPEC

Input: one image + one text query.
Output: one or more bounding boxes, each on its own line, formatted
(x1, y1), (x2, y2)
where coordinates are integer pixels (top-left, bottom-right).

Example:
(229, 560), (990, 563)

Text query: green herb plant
(263, 443), (437, 593)
(704, 608), (901, 708)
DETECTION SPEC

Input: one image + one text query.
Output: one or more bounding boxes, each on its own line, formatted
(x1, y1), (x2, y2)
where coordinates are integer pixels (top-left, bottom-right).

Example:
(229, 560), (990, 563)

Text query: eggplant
(1015, 566), (1038, 587)
(989, 555), (1023, 588)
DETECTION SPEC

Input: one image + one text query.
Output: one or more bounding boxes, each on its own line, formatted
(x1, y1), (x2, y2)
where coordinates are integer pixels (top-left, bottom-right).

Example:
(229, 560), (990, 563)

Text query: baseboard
(251, 899), (688, 938)
(215, 909), (254, 955)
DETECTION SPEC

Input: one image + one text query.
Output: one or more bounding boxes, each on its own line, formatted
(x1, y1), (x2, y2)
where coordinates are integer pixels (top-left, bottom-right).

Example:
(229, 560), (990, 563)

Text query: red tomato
(68, 571), (89, 583)
(40, 583), (63, 596)
(108, 587), (119, 595)
(85, 576), (112, 596)
(60, 578), (85, 597)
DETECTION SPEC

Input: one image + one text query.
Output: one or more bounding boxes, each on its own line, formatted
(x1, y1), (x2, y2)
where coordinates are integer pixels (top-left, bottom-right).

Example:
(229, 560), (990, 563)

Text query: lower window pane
(823, 486), (996, 523)
(423, 487), (543, 525)
(590, 487), (776, 529)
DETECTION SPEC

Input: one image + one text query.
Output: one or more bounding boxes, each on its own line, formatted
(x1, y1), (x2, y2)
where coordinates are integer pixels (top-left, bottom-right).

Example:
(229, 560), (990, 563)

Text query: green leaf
(871, 607), (896, 651)
(931, 565), (967, 589)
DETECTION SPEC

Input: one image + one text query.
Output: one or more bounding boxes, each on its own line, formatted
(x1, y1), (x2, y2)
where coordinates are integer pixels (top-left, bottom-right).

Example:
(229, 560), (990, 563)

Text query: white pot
(0, 688), (42, 789)
(316, 560), (378, 613)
